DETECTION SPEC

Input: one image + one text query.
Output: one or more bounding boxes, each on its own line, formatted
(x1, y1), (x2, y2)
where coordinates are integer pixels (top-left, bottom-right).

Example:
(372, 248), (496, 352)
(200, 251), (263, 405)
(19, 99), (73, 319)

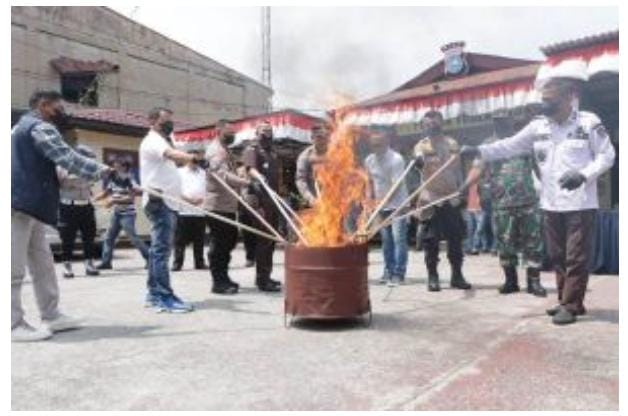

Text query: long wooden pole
(140, 186), (287, 244)
(249, 171), (309, 245)
(362, 158), (416, 233)
(208, 172), (285, 241)
(368, 191), (460, 239)
(370, 154), (459, 235)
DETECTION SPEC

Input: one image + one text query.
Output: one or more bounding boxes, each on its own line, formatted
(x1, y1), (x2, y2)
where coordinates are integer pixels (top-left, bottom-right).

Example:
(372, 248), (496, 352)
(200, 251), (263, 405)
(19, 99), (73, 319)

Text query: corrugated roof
(66, 106), (199, 132)
(541, 30), (619, 56)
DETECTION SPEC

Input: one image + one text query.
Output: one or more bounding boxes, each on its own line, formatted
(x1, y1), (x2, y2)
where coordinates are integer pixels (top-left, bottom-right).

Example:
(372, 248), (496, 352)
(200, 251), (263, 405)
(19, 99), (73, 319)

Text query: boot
(256, 277), (281, 292)
(450, 265), (472, 290)
(211, 271), (237, 295)
(526, 267), (547, 297)
(63, 262), (74, 279)
(85, 259), (100, 277)
(427, 267), (440, 292)
(498, 266), (520, 294)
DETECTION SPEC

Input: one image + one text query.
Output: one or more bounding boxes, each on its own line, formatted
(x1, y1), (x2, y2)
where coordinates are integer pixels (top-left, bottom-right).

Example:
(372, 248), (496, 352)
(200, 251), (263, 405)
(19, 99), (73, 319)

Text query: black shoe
(195, 263), (209, 270)
(85, 261), (100, 277)
(222, 273), (240, 291)
(211, 282), (238, 295)
(526, 268), (547, 297)
(546, 304), (586, 316)
(427, 273), (441, 292)
(96, 262), (112, 270)
(499, 266), (520, 294)
(552, 306), (576, 325)
(171, 264), (182, 272)
(450, 271), (472, 290)
(257, 280), (281, 292)
(245, 259), (255, 268)
(267, 277), (282, 287)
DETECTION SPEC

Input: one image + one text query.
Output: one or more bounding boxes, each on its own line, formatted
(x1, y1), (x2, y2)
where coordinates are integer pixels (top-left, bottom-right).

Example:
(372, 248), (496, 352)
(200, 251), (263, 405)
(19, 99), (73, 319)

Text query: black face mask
(540, 100), (560, 117)
(160, 121), (174, 136)
(51, 109), (69, 129)
(222, 133), (235, 146)
(427, 125), (442, 137)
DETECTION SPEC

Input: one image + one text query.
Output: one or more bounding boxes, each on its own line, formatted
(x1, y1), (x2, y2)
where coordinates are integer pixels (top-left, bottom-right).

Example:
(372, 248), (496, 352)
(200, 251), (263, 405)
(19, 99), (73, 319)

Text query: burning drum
(284, 243), (371, 325)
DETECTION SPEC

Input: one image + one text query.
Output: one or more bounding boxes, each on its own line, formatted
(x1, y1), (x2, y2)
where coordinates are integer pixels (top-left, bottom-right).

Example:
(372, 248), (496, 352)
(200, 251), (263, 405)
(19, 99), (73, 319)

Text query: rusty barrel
(284, 243), (370, 320)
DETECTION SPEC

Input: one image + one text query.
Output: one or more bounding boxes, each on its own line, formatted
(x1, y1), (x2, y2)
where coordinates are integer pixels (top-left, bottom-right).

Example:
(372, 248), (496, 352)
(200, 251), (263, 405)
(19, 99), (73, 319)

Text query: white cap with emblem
(535, 59), (589, 89)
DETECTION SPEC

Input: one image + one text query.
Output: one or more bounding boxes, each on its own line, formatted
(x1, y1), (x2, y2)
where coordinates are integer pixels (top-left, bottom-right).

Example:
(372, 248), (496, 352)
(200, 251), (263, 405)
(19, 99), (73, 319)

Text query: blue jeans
(144, 199), (177, 298)
(379, 211), (408, 279)
(101, 211), (149, 264)
(464, 210), (488, 252)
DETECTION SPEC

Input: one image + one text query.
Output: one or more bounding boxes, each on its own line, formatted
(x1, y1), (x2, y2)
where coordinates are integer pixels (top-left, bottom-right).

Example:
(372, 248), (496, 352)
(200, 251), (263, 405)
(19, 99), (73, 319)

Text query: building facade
(11, 6), (272, 125)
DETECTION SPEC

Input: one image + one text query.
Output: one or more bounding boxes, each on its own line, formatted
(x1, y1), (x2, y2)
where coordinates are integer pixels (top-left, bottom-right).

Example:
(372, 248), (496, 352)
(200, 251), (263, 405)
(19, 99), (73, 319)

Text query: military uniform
(414, 136), (470, 291)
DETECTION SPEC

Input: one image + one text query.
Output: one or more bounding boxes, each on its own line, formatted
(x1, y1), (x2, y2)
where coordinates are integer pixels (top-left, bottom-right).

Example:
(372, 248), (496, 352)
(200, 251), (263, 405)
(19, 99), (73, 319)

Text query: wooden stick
(362, 158), (416, 233)
(209, 172), (285, 241)
(249, 171), (309, 245)
(369, 154), (459, 235)
(368, 191), (460, 239)
(140, 186), (287, 244)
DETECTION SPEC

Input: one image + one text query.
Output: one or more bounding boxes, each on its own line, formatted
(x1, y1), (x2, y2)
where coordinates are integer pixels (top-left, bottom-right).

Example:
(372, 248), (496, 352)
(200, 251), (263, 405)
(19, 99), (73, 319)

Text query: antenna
(261, 6), (272, 110)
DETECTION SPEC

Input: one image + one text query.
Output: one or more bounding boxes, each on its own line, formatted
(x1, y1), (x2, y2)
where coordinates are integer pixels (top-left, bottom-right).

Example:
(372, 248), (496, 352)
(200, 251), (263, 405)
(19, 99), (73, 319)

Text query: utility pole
(261, 6), (272, 111)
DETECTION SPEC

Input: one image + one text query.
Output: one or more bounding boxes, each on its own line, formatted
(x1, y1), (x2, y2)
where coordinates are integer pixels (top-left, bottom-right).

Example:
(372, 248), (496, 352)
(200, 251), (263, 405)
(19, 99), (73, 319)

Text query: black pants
(421, 203), (465, 274)
(543, 210), (595, 314)
(240, 210), (257, 262)
(58, 203), (97, 262)
(207, 212), (239, 283)
(173, 215), (206, 268)
(252, 208), (278, 282)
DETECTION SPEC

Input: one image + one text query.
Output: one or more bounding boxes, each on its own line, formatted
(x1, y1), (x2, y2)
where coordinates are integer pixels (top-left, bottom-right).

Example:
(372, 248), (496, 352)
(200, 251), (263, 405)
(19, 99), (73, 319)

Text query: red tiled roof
(66, 106), (199, 132)
(50, 56), (119, 74)
(541, 30), (619, 56)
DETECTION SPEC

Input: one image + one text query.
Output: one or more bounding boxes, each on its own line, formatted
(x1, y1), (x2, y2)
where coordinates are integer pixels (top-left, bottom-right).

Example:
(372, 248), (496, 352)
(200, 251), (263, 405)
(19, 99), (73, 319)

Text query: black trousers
(251, 208), (278, 282)
(173, 215), (206, 268)
(420, 203), (465, 273)
(58, 203), (97, 262)
(543, 210), (595, 314)
(207, 212), (239, 283)
(240, 210), (257, 262)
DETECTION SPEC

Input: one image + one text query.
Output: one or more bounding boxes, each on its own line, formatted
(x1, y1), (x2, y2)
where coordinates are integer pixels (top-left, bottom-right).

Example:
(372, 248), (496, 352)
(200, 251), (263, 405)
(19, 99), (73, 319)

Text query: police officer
(295, 122), (330, 206)
(461, 110), (547, 297)
(57, 144), (100, 278)
(461, 61), (615, 325)
(241, 121), (282, 292)
(414, 110), (472, 292)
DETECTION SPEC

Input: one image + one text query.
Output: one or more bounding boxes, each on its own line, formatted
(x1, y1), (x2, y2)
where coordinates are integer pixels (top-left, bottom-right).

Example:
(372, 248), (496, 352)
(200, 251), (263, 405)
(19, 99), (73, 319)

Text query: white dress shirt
(139, 129), (181, 210)
(479, 111), (615, 212)
(364, 148), (409, 211)
(177, 165), (206, 217)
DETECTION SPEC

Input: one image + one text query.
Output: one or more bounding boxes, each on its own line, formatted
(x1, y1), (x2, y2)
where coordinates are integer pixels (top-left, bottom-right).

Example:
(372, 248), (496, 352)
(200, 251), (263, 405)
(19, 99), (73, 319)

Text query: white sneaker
(42, 313), (83, 333)
(388, 277), (400, 287)
(12, 321), (52, 342)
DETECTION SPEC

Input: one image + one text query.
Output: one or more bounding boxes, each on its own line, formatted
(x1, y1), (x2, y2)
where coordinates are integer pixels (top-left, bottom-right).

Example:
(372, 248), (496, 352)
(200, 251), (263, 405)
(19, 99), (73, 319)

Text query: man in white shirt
(172, 151), (208, 271)
(140, 107), (205, 313)
(364, 132), (409, 287)
(461, 68), (615, 325)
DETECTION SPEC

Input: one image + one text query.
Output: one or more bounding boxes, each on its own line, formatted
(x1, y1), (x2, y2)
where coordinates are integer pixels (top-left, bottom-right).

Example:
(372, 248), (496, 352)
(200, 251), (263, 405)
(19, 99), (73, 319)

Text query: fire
(298, 120), (370, 247)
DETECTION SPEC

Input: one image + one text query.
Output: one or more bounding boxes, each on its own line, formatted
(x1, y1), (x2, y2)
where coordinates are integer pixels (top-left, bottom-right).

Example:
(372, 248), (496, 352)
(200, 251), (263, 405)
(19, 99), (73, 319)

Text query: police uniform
(481, 136), (546, 295)
(479, 110), (615, 316)
(241, 140), (282, 291)
(414, 136), (471, 290)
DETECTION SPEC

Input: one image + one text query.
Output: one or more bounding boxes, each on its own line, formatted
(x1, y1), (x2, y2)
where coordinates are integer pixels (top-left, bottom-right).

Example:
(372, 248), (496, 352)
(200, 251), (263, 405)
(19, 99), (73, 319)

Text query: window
(61, 73), (98, 106)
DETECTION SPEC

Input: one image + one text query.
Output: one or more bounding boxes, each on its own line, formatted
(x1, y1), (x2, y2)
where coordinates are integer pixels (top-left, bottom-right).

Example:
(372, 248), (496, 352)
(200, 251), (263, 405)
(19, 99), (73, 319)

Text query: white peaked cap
(535, 59), (589, 89)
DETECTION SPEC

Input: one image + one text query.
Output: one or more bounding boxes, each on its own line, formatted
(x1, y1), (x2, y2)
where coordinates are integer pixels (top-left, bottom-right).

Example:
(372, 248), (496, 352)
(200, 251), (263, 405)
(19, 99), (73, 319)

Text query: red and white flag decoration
(173, 111), (322, 150)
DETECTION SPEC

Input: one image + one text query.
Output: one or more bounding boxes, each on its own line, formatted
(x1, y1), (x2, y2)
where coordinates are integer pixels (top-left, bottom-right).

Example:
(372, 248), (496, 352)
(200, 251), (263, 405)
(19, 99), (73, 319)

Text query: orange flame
(299, 120), (370, 247)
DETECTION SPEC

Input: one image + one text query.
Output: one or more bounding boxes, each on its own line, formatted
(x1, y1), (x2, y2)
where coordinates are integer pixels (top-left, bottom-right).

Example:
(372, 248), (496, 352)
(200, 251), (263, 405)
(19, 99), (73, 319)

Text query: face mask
(51, 109), (69, 129)
(160, 121), (174, 136)
(427, 125), (442, 137)
(540, 100), (560, 117)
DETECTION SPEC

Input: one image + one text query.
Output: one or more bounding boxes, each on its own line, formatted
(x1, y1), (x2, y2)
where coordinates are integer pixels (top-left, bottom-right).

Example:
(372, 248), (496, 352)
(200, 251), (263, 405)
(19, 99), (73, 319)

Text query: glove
(193, 155), (210, 169)
(460, 145), (480, 159)
(559, 170), (586, 190)
(414, 155), (424, 170)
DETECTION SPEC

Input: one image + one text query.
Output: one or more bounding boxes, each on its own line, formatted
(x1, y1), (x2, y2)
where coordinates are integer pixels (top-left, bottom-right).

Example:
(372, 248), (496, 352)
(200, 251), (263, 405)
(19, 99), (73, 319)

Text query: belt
(60, 199), (90, 206)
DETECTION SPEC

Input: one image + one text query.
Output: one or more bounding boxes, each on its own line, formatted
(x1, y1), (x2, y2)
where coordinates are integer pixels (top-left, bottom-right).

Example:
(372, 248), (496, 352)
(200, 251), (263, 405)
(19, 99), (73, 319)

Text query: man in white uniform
(461, 61), (615, 325)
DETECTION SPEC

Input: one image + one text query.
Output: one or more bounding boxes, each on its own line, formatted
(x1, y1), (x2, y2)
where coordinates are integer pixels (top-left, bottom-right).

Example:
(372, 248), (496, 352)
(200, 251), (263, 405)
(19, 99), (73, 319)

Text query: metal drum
(284, 243), (371, 325)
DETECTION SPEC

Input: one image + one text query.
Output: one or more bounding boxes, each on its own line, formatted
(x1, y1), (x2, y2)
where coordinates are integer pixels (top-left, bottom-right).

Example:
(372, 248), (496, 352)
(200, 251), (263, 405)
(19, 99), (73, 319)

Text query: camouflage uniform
(485, 137), (543, 269)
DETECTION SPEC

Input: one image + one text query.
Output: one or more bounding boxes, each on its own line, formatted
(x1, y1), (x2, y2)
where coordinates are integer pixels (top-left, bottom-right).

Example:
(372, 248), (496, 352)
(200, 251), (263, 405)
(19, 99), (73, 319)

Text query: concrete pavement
(11, 246), (618, 410)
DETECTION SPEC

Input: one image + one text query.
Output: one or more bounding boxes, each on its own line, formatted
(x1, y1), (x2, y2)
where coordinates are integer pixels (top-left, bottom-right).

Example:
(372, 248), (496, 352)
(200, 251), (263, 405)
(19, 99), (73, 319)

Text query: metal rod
(368, 191), (460, 239)
(250, 171), (309, 245)
(140, 186), (286, 244)
(362, 159), (416, 233)
(369, 154), (459, 235)
(209, 172), (285, 241)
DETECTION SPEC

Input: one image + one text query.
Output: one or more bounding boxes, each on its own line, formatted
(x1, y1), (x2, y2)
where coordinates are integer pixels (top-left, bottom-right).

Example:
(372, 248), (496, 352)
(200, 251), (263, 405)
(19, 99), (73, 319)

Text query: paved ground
(12, 246), (618, 411)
